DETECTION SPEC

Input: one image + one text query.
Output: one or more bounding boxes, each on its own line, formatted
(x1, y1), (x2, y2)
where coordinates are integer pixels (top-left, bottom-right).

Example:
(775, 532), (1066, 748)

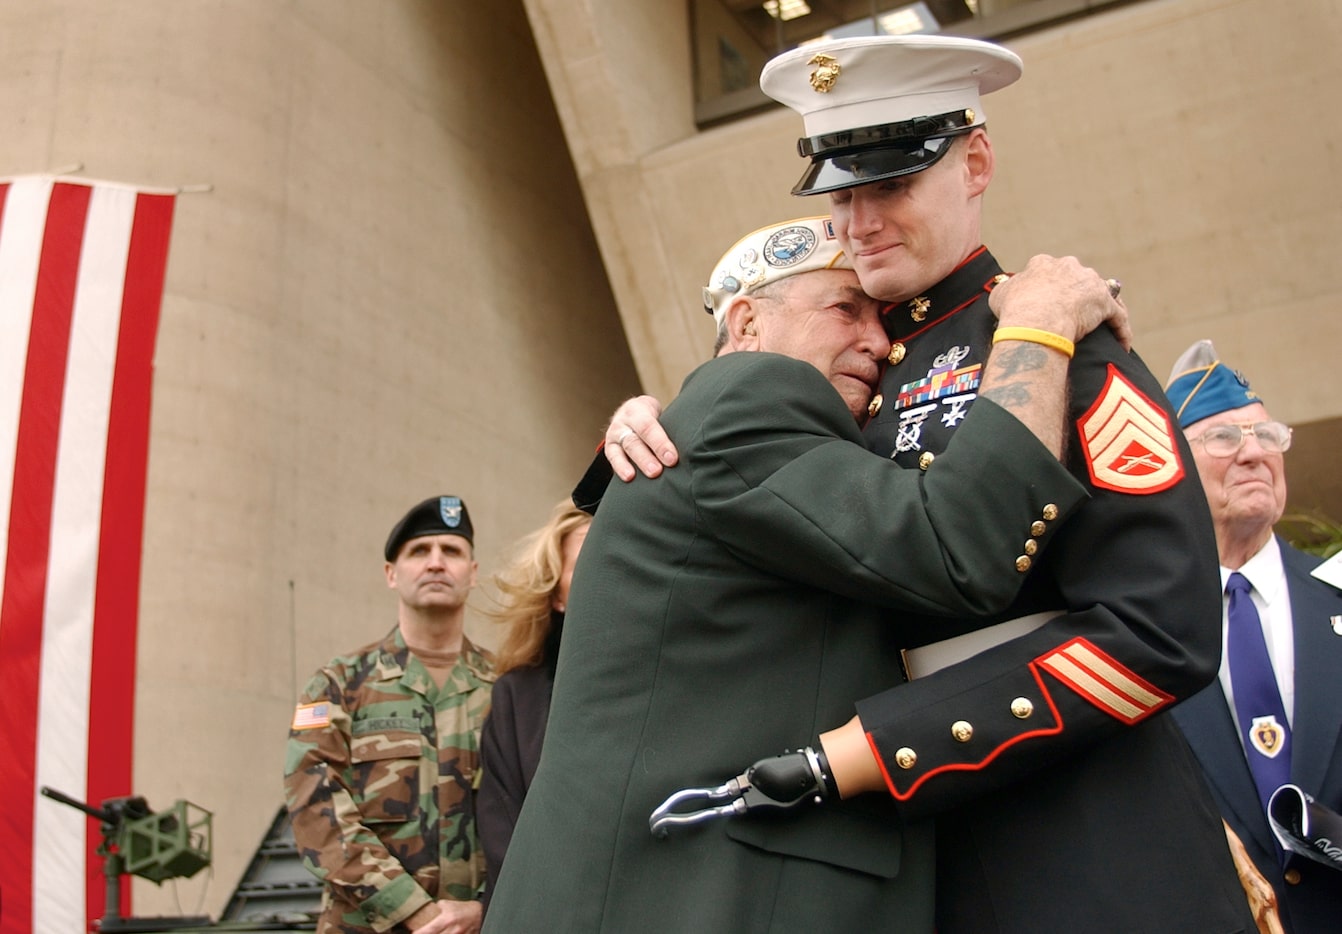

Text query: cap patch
(439, 496), (464, 528)
(1077, 365), (1184, 495)
(763, 225), (818, 268)
(1035, 637), (1173, 725)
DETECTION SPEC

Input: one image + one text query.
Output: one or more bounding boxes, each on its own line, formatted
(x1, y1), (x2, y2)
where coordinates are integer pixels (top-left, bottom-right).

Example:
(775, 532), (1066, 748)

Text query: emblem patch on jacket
(1035, 637), (1173, 724)
(1077, 365), (1184, 494)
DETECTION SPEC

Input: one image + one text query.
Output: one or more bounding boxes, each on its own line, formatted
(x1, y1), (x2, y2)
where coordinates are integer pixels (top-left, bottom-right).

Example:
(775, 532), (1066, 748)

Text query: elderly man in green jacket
(482, 217), (1121, 933)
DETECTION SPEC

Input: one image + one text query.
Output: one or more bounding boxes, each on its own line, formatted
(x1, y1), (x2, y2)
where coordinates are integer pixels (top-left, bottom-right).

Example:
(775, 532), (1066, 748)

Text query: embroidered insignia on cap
(439, 496), (464, 527)
(763, 225), (819, 268)
(1077, 365), (1184, 495)
(1249, 716), (1287, 758)
(292, 702), (331, 730)
(1035, 637), (1173, 724)
(807, 53), (840, 93)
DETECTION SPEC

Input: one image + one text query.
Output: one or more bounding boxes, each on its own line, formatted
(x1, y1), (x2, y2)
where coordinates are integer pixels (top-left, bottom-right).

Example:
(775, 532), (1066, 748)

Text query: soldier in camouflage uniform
(286, 495), (495, 934)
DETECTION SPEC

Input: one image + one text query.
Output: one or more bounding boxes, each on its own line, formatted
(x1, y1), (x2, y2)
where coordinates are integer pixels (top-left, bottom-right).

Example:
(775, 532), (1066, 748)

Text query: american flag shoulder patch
(1035, 638), (1172, 724)
(1077, 365), (1184, 495)
(292, 702), (332, 730)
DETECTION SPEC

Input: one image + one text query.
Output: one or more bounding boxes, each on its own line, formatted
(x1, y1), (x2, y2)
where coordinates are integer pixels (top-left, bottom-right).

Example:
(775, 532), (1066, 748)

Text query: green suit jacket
(484, 352), (1087, 934)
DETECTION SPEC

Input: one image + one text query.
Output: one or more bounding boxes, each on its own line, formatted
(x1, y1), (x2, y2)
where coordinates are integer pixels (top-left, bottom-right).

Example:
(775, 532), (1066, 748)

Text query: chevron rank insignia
(1077, 365), (1184, 494)
(1036, 637), (1173, 724)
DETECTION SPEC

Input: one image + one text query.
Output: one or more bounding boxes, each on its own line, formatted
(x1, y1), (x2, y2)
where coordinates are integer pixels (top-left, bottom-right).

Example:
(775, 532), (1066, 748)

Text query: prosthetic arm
(649, 747), (838, 838)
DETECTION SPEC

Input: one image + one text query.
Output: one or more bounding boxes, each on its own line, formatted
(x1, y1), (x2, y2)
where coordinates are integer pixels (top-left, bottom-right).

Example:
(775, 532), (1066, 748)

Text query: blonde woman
(477, 499), (590, 912)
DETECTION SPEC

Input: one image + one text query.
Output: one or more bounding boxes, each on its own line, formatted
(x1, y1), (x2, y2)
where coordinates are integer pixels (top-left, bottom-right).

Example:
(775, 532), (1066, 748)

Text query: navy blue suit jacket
(1174, 539), (1342, 933)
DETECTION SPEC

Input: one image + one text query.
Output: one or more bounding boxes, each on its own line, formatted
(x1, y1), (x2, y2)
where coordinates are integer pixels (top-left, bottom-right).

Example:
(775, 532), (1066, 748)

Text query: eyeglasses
(1188, 421), (1292, 457)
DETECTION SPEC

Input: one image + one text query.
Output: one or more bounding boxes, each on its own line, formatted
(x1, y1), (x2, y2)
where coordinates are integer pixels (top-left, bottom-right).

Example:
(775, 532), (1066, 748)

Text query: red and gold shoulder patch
(1035, 637), (1173, 724)
(1077, 365), (1184, 494)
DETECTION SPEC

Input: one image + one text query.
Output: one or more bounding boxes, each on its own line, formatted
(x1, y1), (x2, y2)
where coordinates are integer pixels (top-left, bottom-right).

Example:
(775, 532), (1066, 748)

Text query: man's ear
(722, 296), (762, 352)
(963, 128), (995, 198)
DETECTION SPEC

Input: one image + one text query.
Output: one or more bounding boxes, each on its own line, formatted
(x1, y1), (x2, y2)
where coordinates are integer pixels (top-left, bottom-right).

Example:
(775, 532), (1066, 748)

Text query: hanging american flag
(0, 175), (175, 934)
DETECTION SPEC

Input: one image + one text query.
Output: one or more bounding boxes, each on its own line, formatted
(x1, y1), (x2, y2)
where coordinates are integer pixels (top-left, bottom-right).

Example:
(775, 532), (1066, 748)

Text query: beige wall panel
(1, 0), (638, 919)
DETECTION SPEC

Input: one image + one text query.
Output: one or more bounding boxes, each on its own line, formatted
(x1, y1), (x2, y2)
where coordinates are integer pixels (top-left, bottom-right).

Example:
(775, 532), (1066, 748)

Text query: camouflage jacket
(284, 626), (495, 933)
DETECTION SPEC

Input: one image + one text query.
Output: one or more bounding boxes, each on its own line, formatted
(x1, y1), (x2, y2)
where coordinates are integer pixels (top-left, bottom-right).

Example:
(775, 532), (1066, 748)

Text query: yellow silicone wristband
(992, 326), (1075, 359)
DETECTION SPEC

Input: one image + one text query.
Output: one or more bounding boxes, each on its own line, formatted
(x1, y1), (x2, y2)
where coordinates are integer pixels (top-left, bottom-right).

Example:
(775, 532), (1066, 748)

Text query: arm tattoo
(981, 382), (1034, 409)
(989, 342), (1050, 378)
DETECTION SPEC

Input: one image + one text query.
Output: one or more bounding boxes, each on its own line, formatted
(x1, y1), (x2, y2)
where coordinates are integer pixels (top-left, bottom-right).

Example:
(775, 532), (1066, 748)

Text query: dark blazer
(483, 351), (1087, 934)
(477, 663), (553, 914)
(1174, 539), (1342, 933)
(856, 248), (1253, 933)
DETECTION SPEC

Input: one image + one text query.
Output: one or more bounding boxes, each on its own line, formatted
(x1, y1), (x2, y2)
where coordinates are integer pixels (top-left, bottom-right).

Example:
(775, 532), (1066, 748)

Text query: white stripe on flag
(33, 184), (136, 934)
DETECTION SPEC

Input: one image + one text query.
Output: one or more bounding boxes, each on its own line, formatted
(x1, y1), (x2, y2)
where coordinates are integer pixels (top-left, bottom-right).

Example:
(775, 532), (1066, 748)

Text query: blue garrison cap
(1164, 339), (1262, 428)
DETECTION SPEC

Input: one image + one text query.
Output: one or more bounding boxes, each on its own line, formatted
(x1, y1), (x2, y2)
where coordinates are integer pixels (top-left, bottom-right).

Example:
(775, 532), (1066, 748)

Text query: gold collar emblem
(807, 54), (841, 93)
(909, 296), (931, 322)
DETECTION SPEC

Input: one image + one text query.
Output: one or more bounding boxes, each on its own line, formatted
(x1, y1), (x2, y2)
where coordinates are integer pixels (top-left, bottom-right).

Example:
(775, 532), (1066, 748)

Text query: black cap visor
(792, 133), (963, 196)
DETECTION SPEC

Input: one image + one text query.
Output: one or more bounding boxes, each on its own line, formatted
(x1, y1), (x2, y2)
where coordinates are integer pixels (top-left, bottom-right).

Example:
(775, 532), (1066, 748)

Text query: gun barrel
(39, 786), (115, 823)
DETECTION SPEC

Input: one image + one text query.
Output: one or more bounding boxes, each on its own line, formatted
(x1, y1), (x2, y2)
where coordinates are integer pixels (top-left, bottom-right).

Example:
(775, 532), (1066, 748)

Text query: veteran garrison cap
(703, 216), (851, 324)
(1164, 339), (1263, 428)
(760, 35), (1023, 195)
(384, 495), (473, 561)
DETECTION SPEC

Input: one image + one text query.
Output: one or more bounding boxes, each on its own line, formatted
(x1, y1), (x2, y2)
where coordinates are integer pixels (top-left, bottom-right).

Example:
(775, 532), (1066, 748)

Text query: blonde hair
(487, 499), (592, 675)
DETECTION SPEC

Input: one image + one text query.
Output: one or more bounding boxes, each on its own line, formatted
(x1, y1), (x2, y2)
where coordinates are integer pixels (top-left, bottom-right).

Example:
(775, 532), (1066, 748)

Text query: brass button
(1023, 539), (1038, 556)
(1031, 520), (1046, 537)
(1042, 503), (1059, 521)
(951, 720), (973, 743)
(888, 343), (906, 365)
(964, 108), (976, 124)
(992, 273), (1010, 286)
(895, 747), (917, 770)
(918, 451), (935, 470)
(1284, 868), (1302, 885)
(1011, 697), (1034, 719)
(1015, 555), (1032, 573)
(868, 393), (883, 417)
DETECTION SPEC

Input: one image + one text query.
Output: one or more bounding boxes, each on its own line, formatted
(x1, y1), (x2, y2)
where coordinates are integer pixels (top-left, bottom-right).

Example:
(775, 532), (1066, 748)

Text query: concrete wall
(524, 0), (1342, 515)
(0, 0), (640, 916)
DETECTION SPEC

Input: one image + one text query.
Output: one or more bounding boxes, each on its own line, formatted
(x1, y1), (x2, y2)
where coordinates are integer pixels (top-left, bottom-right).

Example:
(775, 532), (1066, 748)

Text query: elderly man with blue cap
(602, 34), (1253, 934)
(1167, 341), (1342, 933)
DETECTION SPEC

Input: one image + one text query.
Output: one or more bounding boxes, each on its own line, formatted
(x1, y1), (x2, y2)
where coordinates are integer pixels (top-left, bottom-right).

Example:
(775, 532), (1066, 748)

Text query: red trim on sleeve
(871, 664), (1066, 802)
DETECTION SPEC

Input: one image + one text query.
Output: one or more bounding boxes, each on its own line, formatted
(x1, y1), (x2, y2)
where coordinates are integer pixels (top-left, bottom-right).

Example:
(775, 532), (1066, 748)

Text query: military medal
(1250, 715), (1287, 758)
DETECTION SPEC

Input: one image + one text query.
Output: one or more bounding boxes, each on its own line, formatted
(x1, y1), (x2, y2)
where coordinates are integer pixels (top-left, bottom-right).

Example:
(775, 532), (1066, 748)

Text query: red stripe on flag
(84, 191), (175, 922)
(0, 180), (92, 934)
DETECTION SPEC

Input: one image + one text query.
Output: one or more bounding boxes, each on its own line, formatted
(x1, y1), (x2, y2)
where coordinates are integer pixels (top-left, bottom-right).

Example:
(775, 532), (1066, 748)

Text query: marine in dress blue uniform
(755, 36), (1253, 932)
